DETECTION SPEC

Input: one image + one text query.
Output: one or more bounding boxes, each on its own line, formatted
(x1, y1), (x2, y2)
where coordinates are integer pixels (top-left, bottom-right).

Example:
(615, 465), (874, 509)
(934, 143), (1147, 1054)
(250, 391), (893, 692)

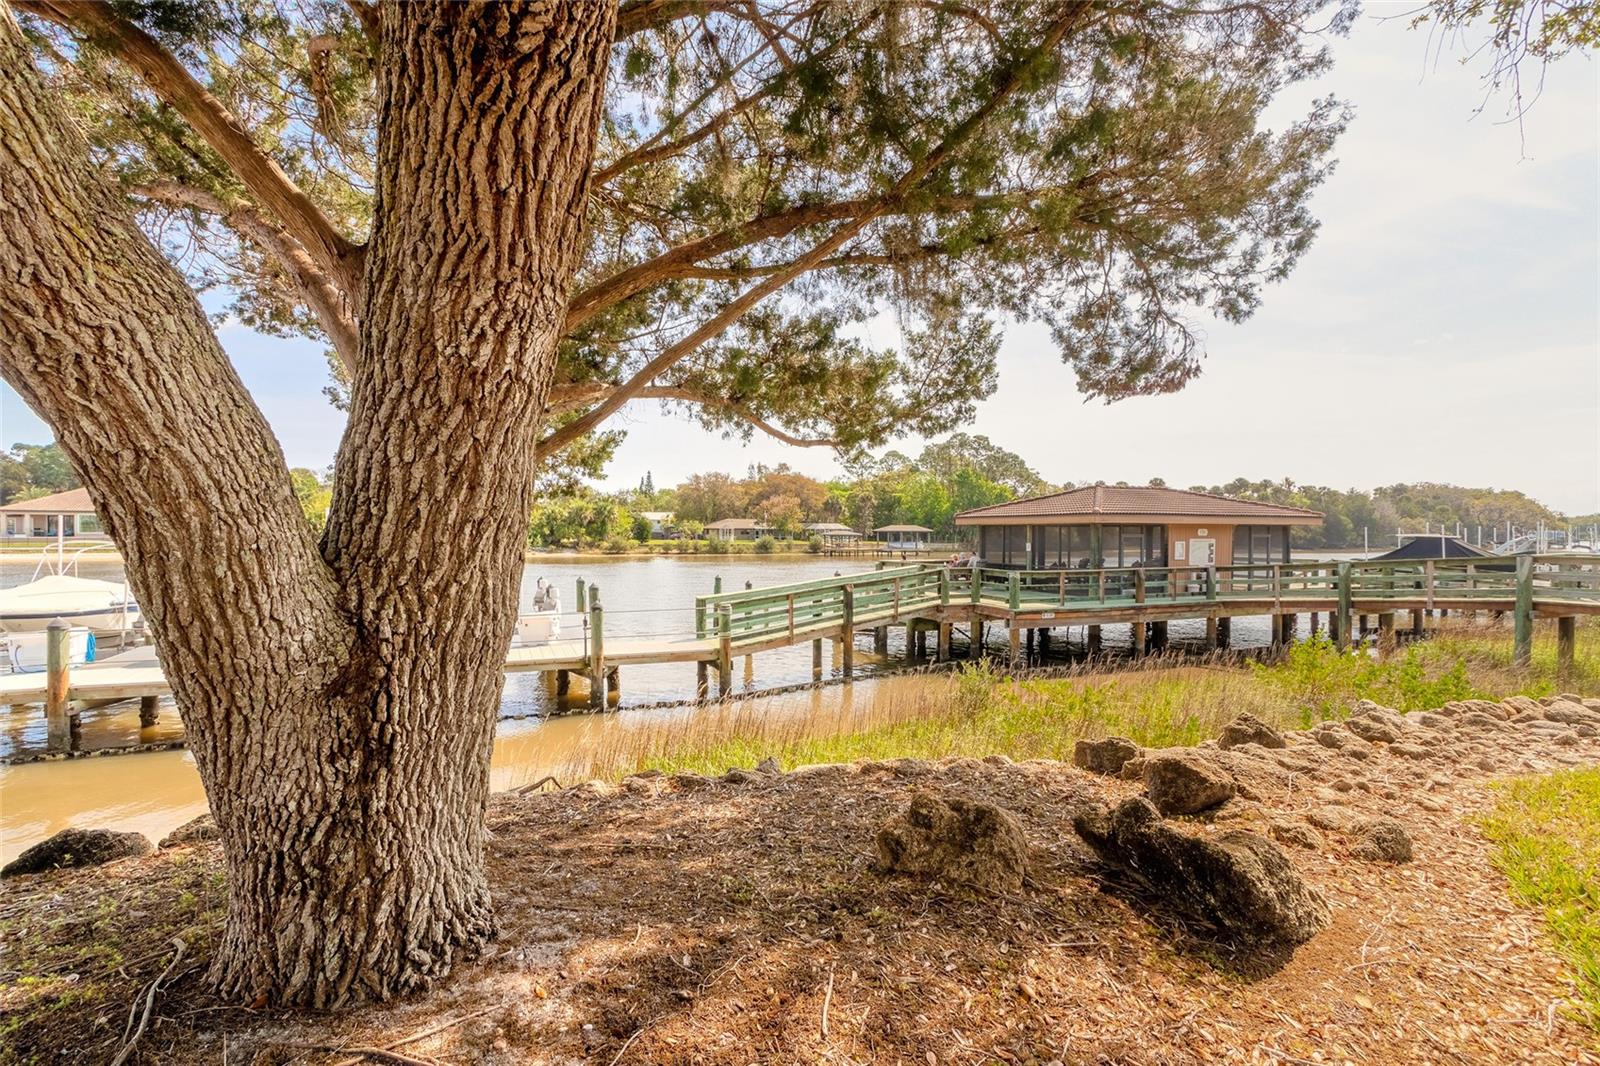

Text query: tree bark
(0, 0), (613, 1007)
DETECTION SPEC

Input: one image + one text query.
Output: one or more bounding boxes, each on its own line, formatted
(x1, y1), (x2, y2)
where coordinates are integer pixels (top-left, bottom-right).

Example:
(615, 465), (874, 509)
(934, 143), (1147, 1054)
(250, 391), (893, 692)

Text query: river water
(0, 552), (1293, 862)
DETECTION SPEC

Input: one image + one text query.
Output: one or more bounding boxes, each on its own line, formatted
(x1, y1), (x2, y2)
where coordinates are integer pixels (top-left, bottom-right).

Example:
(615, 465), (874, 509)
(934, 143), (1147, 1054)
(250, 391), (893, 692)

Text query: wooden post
(588, 589), (606, 710)
(1335, 561), (1352, 650)
(1087, 624), (1101, 653)
(937, 621), (952, 660)
(1270, 613), (1284, 648)
(1557, 616), (1576, 676)
(1217, 616), (1231, 646)
(1308, 612), (1320, 637)
(714, 574), (723, 595)
(1008, 571), (1021, 611)
(743, 653), (754, 683)
(939, 568), (950, 606)
(717, 604), (733, 695)
(695, 662), (709, 699)
(1411, 608), (1425, 637)
(1377, 612), (1395, 661)
(1359, 614), (1369, 637)
(575, 578), (587, 613)
(556, 669), (571, 700)
(874, 626), (888, 654)
(1039, 627), (1051, 656)
(45, 618), (71, 750)
(969, 619), (984, 660)
(1206, 565), (1217, 603)
(812, 637), (823, 680)
(1150, 620), (1167, 649)
(1204, 615), (1218, 650)
(840, 585), (855, 678)
(139, 694), (159, 727)
(1008, 624), (1021, 664)
(1131, 620), (1147, 655)
(607, 665), (621, 703)
(1513, 555), (1534, 667)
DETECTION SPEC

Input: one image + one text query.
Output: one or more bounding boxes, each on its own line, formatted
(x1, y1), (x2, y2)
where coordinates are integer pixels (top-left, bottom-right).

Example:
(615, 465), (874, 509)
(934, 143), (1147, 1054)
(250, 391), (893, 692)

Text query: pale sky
(4, 8), (1598, 513)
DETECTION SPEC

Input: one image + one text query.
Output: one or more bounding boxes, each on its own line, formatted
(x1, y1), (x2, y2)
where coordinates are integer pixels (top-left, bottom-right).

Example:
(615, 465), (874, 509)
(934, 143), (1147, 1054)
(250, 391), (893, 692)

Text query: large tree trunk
(0, 1), (613, 1006)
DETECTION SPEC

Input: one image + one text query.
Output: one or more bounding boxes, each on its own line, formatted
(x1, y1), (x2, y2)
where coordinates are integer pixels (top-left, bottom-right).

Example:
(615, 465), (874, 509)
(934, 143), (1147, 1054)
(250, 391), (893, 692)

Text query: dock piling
(1377, 612), (1396, 660)
(45, 618), (71, 750)
(1513, 555), (1534, 666)
(587, 587), (606, 710)
(840, 586), (855, 677)
(139, 695), (159, 728)
(1557, 616), (1576, 676)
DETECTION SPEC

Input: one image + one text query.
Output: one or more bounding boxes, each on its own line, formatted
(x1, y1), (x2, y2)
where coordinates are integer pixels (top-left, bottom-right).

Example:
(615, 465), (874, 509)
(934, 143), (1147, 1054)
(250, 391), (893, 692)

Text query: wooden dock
(6, 555), (1596, 747)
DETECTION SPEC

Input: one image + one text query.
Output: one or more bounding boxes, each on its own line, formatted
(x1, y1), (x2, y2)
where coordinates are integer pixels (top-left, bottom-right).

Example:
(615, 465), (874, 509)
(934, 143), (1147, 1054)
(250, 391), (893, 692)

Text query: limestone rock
(669, 771), (715, 791)
(1350, 818), (1413, 863)
(1389, 742), (1432, 760)
(1073, 798), (1330, 945)
(1073, 736), (1142, 775)
(2, 828), (153, 877)
(1219, 714), (1287, 750)
(1309, 721), (1348, 749)
(1142, 750), (1237, 815)
(755, 756), (783, 775)
(159, 815), (218, 848)
(1344, 715), (1401, 744)
(875, 792), (1029, 891)
(1544, 701), (1600, 726)
(1306, 805), (1361, 833)
(1270, 820), (1324, 850)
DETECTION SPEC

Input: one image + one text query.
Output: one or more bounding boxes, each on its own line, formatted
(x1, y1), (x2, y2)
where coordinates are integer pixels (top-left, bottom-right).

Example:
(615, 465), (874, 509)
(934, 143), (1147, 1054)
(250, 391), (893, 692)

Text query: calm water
(0, 551), (1303, 861)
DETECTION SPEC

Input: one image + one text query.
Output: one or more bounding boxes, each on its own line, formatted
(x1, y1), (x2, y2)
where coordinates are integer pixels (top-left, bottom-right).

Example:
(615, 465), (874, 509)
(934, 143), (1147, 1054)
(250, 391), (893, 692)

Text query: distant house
(804, 521), (861, 546)
(955, 485), (1322, 568)
(1, 488), (107, 540)
(872, 524), (934, 550)
(638, 511), (675, 537)
(705, 517), (773, 542)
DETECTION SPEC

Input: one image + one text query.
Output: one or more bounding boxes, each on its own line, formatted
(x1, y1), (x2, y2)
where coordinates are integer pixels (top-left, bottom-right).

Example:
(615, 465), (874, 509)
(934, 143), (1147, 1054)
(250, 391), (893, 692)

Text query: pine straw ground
(3, 700), (1600, 1065)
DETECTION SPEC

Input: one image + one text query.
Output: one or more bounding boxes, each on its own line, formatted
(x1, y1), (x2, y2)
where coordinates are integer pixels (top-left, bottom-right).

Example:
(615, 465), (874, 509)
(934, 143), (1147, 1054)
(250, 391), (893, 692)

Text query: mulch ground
(3, 696), (1599, 1065)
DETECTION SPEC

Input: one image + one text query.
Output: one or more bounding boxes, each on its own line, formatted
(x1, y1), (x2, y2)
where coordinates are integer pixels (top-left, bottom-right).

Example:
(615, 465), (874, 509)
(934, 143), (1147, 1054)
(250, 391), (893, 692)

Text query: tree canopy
(15, 0), (1353, 463)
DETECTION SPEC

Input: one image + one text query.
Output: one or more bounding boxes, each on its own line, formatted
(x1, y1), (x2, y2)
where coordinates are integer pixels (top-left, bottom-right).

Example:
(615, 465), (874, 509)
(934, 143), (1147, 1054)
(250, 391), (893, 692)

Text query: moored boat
(0, 574), (141, 635)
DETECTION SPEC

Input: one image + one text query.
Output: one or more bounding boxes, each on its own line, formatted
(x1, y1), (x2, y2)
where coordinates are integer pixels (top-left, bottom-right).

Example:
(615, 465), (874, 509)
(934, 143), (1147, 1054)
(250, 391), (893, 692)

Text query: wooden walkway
(6, 554), (1595, 741)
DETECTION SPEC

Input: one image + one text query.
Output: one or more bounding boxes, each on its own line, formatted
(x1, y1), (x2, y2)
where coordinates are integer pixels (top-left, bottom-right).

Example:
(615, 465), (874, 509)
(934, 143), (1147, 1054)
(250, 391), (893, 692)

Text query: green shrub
(754, 535), (777, 554)
(807, 535), (824, 554)
(602, 535), (637, 554)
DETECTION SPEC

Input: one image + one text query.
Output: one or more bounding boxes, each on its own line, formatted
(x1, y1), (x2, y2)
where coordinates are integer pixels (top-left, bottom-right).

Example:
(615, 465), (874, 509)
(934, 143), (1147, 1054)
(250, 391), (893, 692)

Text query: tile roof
(955, 485), (1323, 522)
(1, 487), (94, 513)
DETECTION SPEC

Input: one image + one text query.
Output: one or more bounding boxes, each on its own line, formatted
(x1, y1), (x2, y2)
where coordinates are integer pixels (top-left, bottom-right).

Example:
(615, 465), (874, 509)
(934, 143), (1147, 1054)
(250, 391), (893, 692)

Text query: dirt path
(3, 694), (1598, 1064)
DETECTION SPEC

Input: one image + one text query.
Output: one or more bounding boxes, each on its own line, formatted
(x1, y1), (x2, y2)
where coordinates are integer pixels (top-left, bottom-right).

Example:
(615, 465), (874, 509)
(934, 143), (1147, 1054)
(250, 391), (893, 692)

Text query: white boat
(0, 574), (141, 635)
(5, 627), (96, 673)
(513, 580), (562, 646)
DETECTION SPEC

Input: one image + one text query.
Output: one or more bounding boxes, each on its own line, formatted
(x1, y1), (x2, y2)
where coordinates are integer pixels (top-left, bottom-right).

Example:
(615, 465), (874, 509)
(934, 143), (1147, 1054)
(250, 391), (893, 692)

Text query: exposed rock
(982, 754), (1014, 767)
(1142, 750), (1237, 815)
(1500, 695), (1542, 717)
(158, 815), (218, 848)
(721, 768), (765, 785)
(1118, 756), (1149, 782)
(1218, 714), (1287, 750)
(2, 828), (153, 878)
(1460, 712), (1507, 732)
(755, 756), (783, 775)
(1073, 736), (1142, 775)
(875, 792), (1029, 891)
(669, 772), (715, 791)
(1544, 701), (1600, 726)
(1306, 806), (1361, 833)
(1344, 715), (1401, 744)
(1270, 820), (1324, 850)
(1073, 797), (1330, 946)
(1350, 818), (1413, 863)
(1309, 721), (1348, 749)
(1389, 742), (1432, 760)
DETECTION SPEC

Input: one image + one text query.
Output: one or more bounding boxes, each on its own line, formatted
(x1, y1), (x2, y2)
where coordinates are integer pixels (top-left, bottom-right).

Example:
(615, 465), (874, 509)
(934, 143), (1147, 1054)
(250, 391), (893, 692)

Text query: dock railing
(695, 564), (945, 646)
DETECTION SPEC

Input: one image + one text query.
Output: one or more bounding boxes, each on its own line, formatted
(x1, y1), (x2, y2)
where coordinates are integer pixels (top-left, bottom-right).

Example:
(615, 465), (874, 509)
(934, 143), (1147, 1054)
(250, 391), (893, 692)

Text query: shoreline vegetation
(505, 617), (1598, 787)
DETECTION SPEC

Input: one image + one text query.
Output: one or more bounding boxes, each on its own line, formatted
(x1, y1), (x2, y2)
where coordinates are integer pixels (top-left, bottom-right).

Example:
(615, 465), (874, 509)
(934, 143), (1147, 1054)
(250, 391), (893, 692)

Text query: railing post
(587, 587), (606, 711)
(575, 577), (587, 614)
(717, 603), (733, 695)
(1513, 554), (1534, 666)
(1134, 568), (1146, 604)
(45, 617), (72, 750)
(1206, 565), (1217, 602)
(1271, 564), (1282, 613)
(1008, 571), (1021, 611)
(1423, 560), (1435, 610)
(840, 585), (855, 678)
(940, 568), (951, 606)
(1335, 562), (1352, 650)
(970, 568), (982, 605)
(694, 595), (707, 639)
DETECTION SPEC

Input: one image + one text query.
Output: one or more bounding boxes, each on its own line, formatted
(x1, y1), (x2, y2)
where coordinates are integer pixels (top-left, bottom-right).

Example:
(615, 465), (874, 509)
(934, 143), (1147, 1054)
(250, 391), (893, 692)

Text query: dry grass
(524, 617), (1597, 786)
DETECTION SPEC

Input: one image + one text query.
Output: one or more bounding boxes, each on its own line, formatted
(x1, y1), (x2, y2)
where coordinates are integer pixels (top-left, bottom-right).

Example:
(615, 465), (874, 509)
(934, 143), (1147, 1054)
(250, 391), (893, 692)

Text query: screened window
(979, 525), (1030, 566)
(1233, 526), (1289, 565)
(1004, 526), (1026, 565)
(981, 526), (1004, 562)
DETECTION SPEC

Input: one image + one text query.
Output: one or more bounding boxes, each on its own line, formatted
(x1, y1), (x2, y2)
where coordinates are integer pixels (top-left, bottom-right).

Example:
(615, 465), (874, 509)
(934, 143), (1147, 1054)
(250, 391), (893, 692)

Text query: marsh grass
(1479, 768), (1600, 1030)
(539, 617), (1596, 784)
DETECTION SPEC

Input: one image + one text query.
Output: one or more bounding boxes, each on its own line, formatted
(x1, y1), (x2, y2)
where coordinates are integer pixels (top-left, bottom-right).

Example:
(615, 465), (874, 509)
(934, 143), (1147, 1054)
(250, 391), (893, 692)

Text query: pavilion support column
(1025, 628), (1035, 657)
(937, 622), (952, 661)
(1284, 613), (1298, 641)
(1217, 616), (1232, 647)
(1377, 612), (1396, 661)
(1412, 608), (1425, 638)
(1557, 616), (1576, 677)
(1150, 620), (1168, 650)
(874, 626), (889, 654)
(1087, 624), (1101, 655)
(1131, 621), (1147, 656)
(1038, 628), (1051, 658)
(1204, 615), (1218, 650)
(970, 620), (984, 660)
(1308, 612), (1320, 637)
(1008, 625), (1022, 665)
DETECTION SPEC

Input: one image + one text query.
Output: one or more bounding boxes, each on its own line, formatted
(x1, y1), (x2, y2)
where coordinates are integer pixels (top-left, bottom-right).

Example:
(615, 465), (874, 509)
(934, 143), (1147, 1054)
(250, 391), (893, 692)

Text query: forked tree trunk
(0, 2), (614, 1006)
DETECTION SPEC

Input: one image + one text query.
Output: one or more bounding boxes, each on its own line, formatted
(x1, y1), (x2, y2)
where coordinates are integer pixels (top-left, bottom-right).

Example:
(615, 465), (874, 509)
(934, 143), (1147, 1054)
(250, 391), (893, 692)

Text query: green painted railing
(691, 555), (1598, 649)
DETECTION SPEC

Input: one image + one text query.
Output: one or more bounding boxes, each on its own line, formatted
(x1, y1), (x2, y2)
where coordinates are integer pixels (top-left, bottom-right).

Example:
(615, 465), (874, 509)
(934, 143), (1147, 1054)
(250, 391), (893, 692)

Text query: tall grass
(531, 617), (1596, 784)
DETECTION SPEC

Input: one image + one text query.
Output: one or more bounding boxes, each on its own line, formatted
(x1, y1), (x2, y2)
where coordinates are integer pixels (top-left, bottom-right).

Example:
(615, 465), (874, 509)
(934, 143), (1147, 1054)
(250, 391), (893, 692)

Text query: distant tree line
(0, 442), (80, 503)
